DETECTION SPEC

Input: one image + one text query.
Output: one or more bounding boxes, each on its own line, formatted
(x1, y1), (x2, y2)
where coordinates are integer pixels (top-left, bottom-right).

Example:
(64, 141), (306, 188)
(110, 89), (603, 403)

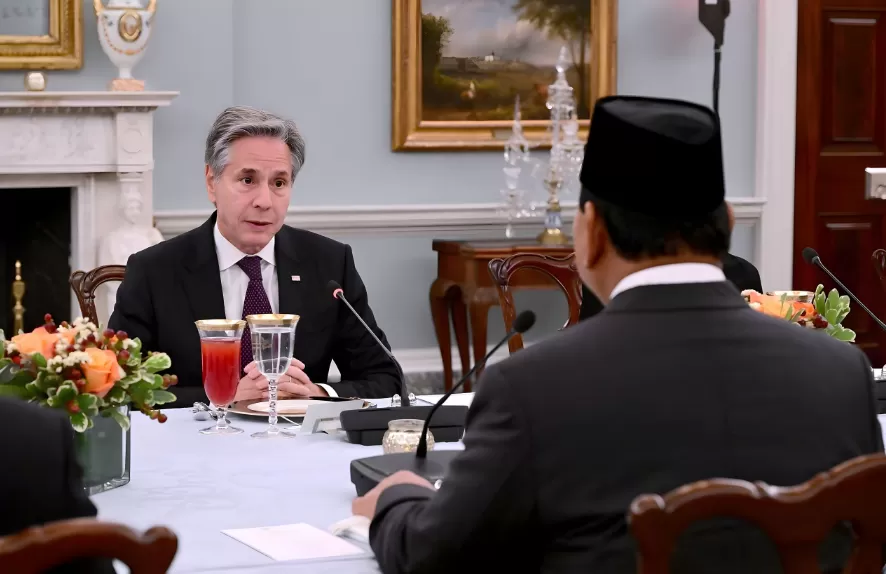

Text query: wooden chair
(0, 518), (177, 573)
(488, 253), (582, 353)
(629, 453), (886, 574)
(70, 265), (126, 325)
(872, 249), (886, 293)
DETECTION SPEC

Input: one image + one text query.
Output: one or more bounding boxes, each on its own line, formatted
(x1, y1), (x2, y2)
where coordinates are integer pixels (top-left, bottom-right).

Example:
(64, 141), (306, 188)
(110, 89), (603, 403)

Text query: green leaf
(834, 327), (857, 342)
(0, 384), (29, 399)
(54, 381), (78, 405)
(814, 284), (824, 298)
(126, 353), (140, 368)
(827, 288), (840, 310)
(789, 309), (804, 323)
(152, 390), (177, 405)
(69, 412), (89, 433)
(142, 353), (171, 373)
(815, 293), (827, 316)
(117, 373), (139, 389)
(825, 308), (839, 325)
(25, 381), (46, 399)
(76, 393), (100, 417)
(0, 337), (5, 358)
(30, 352), (47, 370)
(835, 308), (850, 325)
(109, 409), (130, 431)
(104, 386), (126, 405)
(839, 295), (850, 307)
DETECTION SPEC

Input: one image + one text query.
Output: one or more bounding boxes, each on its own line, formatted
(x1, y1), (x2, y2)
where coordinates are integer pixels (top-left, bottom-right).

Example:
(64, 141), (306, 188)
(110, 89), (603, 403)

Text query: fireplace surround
(0, 91), (177, 323)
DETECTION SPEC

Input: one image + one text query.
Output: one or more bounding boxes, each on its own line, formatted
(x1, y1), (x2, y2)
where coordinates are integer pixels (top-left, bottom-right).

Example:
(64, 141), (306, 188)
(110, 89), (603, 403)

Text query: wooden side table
(430, 240), (574, 391)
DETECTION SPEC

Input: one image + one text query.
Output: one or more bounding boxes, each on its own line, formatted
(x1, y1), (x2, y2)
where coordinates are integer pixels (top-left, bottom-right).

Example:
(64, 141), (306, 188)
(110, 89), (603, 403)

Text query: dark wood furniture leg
(467, 299), (492, 392)
(429, 278), (455, 392)
(451, 294), (471, 387)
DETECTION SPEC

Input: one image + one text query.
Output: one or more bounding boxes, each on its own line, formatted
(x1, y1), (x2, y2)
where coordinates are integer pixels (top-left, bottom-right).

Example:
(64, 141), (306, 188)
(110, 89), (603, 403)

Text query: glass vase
(75, 406), (131, 495)
(382, 419), (434, 454)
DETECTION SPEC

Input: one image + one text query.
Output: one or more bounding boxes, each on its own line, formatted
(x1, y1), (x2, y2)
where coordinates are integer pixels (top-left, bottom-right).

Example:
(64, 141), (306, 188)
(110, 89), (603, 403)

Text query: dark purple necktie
(237, 256), (272, 371)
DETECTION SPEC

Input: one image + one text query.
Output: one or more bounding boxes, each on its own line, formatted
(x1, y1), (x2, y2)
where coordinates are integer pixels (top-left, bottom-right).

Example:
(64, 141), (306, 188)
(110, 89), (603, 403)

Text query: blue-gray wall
(0, 0), (758, 353)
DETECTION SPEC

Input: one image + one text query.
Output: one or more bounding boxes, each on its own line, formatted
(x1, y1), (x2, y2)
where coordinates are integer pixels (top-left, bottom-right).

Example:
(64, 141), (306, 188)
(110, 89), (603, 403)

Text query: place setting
(195, 314), (370, 439)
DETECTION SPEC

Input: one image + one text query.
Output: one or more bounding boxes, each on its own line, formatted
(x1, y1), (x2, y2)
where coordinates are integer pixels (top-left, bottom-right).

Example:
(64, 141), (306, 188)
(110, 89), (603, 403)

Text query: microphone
(349, 310), (536, 496)
(327, 280), (409, 407)
(415, 310), (535, 458)
(802, 247), (886, 332)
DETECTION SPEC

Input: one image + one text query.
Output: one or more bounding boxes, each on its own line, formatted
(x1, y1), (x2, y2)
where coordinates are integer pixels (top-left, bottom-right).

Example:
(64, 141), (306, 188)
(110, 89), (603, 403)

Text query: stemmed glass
(246, 314), (300, 439)
(195, 319), (246, 435)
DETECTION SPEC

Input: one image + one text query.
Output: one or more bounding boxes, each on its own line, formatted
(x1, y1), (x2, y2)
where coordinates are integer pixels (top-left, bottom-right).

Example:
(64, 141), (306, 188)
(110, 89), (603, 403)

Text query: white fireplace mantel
(0, 90), (178, 322)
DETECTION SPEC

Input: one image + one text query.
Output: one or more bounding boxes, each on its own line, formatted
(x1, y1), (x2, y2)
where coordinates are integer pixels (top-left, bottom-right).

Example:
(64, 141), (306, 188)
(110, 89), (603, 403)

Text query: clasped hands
(234, 359), (327, 401)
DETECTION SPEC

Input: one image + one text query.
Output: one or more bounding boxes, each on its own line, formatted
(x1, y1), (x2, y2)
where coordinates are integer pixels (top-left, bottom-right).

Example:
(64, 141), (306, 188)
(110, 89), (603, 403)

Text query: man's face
(206, 136), (292, 255)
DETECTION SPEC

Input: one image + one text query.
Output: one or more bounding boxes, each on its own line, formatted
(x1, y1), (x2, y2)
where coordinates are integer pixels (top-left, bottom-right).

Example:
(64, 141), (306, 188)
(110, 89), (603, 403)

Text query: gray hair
(204, 105), (306, 180)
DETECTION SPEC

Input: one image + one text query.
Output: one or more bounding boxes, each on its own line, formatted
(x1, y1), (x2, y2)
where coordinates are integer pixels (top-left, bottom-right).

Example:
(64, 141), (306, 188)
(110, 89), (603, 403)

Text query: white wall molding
(755, 0), (798, 290)
(154, 197), (764, 239)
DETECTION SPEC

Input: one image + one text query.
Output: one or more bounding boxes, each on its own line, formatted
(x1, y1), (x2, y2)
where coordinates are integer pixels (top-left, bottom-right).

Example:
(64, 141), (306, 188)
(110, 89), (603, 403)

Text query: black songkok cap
(579, 96), (725, 218)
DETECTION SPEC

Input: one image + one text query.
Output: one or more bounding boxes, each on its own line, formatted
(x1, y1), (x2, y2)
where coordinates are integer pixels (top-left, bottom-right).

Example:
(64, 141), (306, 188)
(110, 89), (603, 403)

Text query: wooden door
(794, 0), (886, 366)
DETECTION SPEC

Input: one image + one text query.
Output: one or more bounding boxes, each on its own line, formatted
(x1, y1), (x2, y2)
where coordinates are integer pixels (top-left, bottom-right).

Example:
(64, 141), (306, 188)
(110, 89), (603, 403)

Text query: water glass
(246, 314), (299, 439)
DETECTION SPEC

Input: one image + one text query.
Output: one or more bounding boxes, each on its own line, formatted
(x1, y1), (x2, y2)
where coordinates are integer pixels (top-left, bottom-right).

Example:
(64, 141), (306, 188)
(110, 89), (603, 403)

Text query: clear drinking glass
(246, 314), (300, 439)
(195, 319), (246, 435)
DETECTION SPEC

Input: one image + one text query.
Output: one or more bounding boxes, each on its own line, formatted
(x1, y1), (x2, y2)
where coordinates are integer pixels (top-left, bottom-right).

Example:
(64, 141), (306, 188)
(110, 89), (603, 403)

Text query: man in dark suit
(0, 397), (114, 573)
(109, 106), (398, 407)
(580, 250), (761, 319)
(353, 97), (884, 573)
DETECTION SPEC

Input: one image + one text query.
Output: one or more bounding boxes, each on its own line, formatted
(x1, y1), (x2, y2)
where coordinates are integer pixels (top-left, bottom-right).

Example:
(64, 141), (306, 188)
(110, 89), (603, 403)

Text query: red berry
(86, 334), (96, 343)
(66, 345), (75, 353)
(44, 324), (57, 334)
(70, 369), (81, 379)
(116, 331), (128, 340)
(158, 413), (168, 423)
(66, 401), (79, 413)
(103, 329), (115, 339)
(149, 411), (158, 420)
(75, 379), (85, 388)
(119, 350), (130, 361)
(44, 314), (52, 323)
(11, 356), (20, 365)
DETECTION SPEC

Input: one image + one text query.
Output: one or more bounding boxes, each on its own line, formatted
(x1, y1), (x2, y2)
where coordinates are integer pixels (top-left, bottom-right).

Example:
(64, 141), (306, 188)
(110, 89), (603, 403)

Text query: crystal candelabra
(499, 95), (532, 238)
(536, 47), (585, 245)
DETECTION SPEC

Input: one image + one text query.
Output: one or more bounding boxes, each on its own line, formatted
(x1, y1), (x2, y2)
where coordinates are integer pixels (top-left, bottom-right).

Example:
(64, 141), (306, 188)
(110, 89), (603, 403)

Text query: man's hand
(255, 358), (328, 398)
(352, 471), (435, 519)
(234, 360), (327, 401)
(233, 361), (263, 402)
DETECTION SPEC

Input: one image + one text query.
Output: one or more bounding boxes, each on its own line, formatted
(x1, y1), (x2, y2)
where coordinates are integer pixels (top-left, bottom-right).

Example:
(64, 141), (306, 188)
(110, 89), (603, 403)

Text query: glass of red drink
(195, 319), (246, 435)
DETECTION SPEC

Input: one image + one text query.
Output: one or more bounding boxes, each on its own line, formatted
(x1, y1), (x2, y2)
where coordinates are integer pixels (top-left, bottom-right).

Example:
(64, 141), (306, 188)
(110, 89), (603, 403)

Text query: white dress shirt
(214, 223), (279, 319)
(213, 224), (337, 396)
(609, 262), (727, 300)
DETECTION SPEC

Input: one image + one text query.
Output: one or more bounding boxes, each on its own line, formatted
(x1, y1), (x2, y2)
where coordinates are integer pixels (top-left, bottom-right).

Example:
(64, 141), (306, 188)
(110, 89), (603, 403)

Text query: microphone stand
(334, 291), (409, 406)
(809, 256), (886, 333)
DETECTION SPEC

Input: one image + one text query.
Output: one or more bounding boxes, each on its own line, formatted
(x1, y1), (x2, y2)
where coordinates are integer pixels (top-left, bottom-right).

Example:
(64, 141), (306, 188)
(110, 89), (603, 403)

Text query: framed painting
(392, 0), (617, 151)
(0, 0), (82, 70)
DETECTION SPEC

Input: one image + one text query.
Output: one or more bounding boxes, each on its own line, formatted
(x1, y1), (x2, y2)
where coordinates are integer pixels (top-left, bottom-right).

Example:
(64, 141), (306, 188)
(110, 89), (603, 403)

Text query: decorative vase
(94, 0), (156, 91)
(75, 406), (131, 495)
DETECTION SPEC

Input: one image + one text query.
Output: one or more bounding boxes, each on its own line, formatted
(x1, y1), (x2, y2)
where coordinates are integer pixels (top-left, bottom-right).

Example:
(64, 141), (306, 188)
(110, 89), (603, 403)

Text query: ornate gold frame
(392, 0), (617, 151)
(0, 0), (83, 70)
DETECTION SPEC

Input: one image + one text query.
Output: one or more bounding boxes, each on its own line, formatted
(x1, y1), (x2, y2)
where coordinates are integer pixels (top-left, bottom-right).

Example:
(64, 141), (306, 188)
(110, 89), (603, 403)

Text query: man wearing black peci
(580, 246), (762, 320)
(353, 96), (883, 573)
(109, 106), (399, 407)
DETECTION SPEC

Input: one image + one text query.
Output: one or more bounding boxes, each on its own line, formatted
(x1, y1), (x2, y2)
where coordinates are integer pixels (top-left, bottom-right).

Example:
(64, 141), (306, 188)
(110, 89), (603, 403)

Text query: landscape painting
(392, 0), (616, 150)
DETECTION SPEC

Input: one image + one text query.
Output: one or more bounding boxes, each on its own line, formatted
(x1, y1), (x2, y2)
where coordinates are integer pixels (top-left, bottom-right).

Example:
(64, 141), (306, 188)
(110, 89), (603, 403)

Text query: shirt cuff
(317, 383), (338, 397)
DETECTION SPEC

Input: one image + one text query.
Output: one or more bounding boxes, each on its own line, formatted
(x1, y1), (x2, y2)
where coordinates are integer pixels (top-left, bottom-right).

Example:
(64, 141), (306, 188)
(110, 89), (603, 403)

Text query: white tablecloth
(92, 403), (464, 573)
(93, 405), (886, 574)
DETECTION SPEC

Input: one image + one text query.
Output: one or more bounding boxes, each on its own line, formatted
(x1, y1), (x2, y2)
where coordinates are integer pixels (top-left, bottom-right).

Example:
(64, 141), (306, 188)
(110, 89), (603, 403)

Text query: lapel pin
(291, 275), (301, 282)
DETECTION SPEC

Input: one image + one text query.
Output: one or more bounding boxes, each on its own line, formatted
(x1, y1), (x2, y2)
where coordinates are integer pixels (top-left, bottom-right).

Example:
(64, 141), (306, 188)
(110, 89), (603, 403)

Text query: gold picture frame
(392, 0), (617, 151)
(0, 0), (83, 70)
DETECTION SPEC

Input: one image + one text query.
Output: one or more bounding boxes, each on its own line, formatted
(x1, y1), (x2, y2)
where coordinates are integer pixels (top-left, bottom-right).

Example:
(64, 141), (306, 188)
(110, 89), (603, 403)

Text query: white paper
(418, 392), (475, 407)
(222, 523), (364, 561)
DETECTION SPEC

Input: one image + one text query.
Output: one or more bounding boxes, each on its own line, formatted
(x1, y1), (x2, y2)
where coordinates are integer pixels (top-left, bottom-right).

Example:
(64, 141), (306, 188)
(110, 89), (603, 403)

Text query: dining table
(93, 403), (886, 573)
(93, 396), (467, 574)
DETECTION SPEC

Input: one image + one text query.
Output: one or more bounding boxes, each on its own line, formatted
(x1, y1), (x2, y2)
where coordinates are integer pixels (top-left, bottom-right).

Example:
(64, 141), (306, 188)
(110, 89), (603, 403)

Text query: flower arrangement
(0, 315), (177, 432)
(742, 284), (856, 342)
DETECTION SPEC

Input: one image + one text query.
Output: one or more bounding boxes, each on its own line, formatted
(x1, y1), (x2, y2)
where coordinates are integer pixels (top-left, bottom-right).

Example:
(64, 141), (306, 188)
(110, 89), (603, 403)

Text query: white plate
(246, 399), (313, 415)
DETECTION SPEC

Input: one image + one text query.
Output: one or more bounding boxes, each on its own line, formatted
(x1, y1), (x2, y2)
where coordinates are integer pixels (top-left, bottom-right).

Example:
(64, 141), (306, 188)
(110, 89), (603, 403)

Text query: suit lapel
(275, 227), (305, 316)
(182, 214), (226, 321)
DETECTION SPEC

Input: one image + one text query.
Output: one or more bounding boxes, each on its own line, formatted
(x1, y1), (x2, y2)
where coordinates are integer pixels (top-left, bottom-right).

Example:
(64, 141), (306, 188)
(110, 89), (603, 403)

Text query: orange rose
(81, 347), (122, 398)
(11, 327), (59, 358)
